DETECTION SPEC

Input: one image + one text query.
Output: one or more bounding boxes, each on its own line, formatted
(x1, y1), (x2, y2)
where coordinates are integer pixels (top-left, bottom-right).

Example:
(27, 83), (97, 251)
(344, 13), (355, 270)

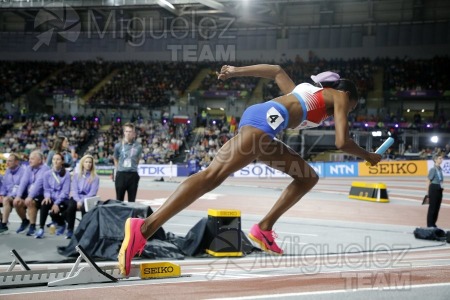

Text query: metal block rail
(0, 245), (183, 289)
(0, 246), (132, 289)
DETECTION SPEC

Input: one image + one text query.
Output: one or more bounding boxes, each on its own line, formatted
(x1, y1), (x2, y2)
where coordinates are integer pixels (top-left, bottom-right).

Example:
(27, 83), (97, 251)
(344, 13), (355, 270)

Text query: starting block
(0, 245), (182, 289)
(349, 182), (389, 203)
(205, 209), (243, 257)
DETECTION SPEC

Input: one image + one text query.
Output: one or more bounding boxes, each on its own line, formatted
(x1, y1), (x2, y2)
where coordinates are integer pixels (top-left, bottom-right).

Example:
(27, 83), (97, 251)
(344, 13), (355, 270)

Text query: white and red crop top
(290, 83), (331, 129)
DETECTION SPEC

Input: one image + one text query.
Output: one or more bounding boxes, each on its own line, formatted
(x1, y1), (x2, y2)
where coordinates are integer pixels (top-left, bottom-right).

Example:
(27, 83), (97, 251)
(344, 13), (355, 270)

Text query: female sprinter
(118, 64), (382, 276)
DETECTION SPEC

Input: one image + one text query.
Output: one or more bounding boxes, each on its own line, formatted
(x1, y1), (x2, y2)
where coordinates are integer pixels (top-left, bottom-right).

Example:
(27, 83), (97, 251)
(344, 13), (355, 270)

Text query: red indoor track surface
(1, 176), (449, 299)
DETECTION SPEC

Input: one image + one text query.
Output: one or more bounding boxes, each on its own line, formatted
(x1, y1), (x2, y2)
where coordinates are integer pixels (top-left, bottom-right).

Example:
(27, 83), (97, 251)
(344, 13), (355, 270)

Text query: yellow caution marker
(139, 262), (181, 279)
(349, 182), (389, 203)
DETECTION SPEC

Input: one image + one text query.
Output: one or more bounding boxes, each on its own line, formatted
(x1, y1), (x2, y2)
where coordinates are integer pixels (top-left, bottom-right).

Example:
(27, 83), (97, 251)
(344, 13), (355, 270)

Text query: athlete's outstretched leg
(141, 126), (272, 238)
(118, 126), (272, 275)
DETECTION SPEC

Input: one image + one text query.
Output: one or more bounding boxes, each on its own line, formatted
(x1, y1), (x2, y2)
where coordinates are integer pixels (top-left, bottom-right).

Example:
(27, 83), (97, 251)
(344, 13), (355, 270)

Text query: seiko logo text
(143, 266), (174, 275)
(368, 163), (418, 175)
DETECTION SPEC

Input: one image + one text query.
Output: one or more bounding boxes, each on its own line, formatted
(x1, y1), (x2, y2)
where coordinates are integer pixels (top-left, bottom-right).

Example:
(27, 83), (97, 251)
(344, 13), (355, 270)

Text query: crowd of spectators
(1, 60), (201, 109)
(1, 57), (449, 164)
(88, 62), (200, 108)
(0, 114), (98, 163)
(0, 61), (64, 103)
(2, 57), (448, 114)
(382, 145), (450, 161)
(263, 55), (375, 101)
(184, 123), (235, 170)
(38, 60), (116, 97)
(200, 62), (259, 98)
(382, 56), (449, 92)
(86, 119), (189, 166)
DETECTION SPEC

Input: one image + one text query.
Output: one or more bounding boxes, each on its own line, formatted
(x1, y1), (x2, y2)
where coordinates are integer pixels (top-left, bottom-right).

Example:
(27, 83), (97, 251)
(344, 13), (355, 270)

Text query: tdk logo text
(139, 166), (165, 175)
(133, 164), (178, 177)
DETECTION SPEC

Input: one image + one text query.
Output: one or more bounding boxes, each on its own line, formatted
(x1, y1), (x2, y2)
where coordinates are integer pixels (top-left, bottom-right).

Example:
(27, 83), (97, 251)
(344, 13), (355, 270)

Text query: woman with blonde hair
(69, 154), (100, 218)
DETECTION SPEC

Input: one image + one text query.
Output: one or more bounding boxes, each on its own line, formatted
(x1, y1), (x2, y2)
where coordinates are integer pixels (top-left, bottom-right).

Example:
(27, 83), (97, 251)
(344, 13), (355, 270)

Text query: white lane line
(206, 282), (450, 300)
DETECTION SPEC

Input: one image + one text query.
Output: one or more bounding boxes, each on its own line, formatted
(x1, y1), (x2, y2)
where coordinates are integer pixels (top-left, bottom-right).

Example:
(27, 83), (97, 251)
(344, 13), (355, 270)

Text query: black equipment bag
(413, 227), (447, 242)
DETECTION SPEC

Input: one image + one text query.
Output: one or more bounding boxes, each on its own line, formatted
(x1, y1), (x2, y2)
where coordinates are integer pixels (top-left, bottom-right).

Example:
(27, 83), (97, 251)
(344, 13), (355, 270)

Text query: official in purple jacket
(38, 152), (73, 239)
(70, 154), (99, 216)
(0, 153), (26, 234)
(14, 150), (50, 236)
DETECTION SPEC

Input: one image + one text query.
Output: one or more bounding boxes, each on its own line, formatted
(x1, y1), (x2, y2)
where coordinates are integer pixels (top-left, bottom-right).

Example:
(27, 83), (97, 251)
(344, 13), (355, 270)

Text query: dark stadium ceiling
(0, 0), (448, 30)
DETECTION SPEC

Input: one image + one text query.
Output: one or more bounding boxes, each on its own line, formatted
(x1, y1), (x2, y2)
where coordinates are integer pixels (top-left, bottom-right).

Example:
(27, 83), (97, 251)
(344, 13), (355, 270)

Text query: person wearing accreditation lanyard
(113, 122), (143, 203)
(14, 150), (50, 236)
(38, 152), (72, 239)
(70, 154), (100, 217)
(0, 153), (26, 234)
(427, 153), (445, 228)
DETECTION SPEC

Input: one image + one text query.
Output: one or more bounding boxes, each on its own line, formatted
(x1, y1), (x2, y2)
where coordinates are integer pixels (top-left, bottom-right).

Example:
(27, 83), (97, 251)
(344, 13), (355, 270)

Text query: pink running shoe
(118, 218), (147, 276)
(248, 224), (283, 255)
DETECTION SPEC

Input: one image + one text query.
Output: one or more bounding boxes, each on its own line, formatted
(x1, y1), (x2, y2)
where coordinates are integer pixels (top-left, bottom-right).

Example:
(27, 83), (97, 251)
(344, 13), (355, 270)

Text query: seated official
(14, 150), (50, 236)
(38, 153), (73, 239)
(70, 154), (100, 216)
(0, 153), (26, 234)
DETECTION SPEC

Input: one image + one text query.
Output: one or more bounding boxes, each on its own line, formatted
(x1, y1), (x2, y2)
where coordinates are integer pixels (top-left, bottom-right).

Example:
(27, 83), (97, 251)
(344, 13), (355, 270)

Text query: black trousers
(427, 184), (443, 227)
(49, 198), (77, 230)
(115, 171), (140, 202)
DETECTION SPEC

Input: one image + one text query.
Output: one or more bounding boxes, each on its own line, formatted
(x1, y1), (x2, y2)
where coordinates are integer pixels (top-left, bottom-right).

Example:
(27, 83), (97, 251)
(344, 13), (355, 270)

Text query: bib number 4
(266, 107), (284, 130)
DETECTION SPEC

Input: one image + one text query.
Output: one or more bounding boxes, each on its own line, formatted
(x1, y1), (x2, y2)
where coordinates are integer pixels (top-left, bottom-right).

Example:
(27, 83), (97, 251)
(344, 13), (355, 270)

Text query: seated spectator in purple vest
(38, 152), (73, 239)
(0, 153), (26, 234)
(14, 150), (50, 236)
(70, 154), (100, 216)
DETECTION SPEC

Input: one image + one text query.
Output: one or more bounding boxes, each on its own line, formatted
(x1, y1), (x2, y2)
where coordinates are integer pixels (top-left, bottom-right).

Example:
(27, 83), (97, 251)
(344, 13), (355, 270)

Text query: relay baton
(365, 137), (394, 166)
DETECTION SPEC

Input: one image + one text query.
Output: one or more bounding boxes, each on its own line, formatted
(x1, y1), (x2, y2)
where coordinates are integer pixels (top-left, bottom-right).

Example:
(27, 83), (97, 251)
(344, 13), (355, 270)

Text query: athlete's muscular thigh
(207, 126), (273, 177)
(258, 138), (317, 180)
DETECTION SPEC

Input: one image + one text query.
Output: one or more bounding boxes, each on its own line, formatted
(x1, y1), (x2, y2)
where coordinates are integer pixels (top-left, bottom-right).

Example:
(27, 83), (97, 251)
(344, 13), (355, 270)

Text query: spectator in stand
(38, 152), (72, 239)
(445, 144), (450, 157)
(0, 153), (26, 234)
(70, 154), (100, 216)
(187, 155), (201, 176)
(14, 150), (50, 236)
(46, 136), (76, 170)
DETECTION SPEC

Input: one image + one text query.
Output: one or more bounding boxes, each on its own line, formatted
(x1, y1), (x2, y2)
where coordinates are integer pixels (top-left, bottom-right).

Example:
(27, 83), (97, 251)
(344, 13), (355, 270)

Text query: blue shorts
(238, 100), (289, 139)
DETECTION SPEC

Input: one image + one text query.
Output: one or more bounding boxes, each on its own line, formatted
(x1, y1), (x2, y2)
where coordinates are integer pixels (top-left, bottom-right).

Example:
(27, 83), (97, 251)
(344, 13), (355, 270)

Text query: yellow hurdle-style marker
(349, 182), (389, 203)
(139, 262), (181, 279)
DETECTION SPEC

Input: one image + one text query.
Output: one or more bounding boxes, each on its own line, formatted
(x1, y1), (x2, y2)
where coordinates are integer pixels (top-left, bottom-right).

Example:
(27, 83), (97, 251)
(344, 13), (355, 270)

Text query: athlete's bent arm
(333, 93), (381, 165)
(218, 64), (296, 95)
